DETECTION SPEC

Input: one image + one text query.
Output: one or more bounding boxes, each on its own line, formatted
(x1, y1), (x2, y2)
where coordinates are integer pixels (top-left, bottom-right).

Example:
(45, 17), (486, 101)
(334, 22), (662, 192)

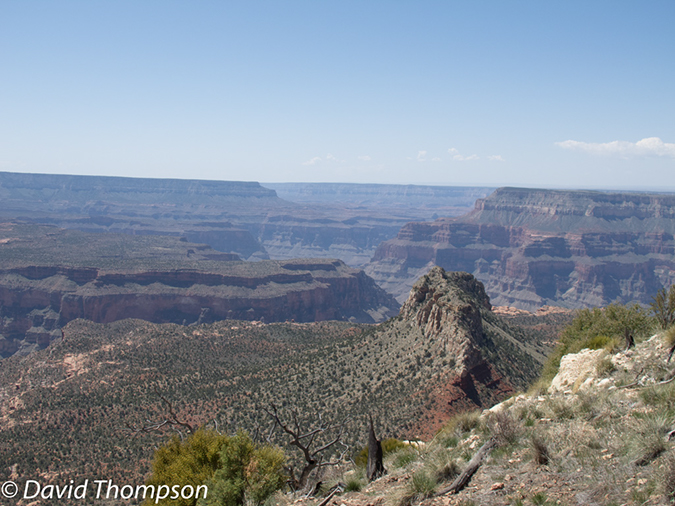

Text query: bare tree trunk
(366, 415), (385, 481)
(625, 328), (635, 350)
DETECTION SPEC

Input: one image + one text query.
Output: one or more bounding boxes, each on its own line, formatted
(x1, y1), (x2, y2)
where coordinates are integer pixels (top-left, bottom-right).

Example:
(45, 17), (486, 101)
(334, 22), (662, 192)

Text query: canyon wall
(367, 187), (675, 310)
(0, 223), (398, 357)
(0, 172), (491, 266)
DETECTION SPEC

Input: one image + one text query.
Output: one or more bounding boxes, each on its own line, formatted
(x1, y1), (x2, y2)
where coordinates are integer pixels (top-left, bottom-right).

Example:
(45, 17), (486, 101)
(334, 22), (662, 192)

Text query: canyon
(0, 171), (491, 266)
(366, 187), (675, 310)
(0, 267), (556, 487)
(2, 171), (674, 340)
(0, 222), (398, 357)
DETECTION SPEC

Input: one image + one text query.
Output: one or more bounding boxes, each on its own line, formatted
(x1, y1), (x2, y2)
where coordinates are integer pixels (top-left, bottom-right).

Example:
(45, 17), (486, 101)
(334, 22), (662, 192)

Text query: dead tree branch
(123, 387), (194, 439)
(264, 404), (349, 491)
(435, 437), (497, 496)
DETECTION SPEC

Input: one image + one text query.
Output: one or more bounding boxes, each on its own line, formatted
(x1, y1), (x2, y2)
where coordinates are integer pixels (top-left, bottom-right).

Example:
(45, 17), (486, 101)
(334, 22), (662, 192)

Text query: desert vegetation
(3, 266), (675, 505)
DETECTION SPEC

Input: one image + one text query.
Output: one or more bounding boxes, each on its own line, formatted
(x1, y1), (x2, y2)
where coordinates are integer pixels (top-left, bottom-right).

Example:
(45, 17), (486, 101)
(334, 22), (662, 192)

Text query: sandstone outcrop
(548, 348), (608, 393)
(367, 187), (675, 310)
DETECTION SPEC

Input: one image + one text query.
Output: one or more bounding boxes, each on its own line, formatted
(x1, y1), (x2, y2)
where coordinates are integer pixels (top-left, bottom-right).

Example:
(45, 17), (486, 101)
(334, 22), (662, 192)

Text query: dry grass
(530, 435), (550, 466)
(661, 453), (675, 504)
(394, 470), (437, 506)
(629, 413), (672, 466)
(485, 411), (521, 445)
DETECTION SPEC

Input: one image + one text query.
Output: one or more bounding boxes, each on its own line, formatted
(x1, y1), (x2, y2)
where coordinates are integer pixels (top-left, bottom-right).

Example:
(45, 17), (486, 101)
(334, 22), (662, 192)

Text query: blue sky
(1, 1), (673, 189)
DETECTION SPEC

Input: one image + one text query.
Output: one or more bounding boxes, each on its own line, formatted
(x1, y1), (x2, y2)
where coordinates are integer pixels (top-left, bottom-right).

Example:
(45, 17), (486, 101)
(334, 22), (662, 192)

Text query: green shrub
(344, 477), (364, 492)
(143, 429), (285, 506)
(595, 356), (616, 378)
(539, 304), (654, 385)
(144, 429), (229, 506)
(531, 492), (548, 506)
(629, 414), (672, 467)
(661, 454), (675, 504)
(664, 325), (675, 358)
(431, 458), (459, 482)
(435, 410), (481, 442)
(201, 431), (286, 506)
(530, 435), (550, 466)
(486, 411), (520, 445)
(640, 382), (675, 408)
(410, 471), (437, 496)
(439, 434), (459, 448)
(390, 447), (419, 469)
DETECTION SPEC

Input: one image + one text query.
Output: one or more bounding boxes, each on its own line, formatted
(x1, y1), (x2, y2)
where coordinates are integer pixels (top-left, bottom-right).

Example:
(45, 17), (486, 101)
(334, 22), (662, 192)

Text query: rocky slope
(0, 267), (554, 491)
(0, 171), (490, 266)
(0, 222), (398, 357)
(285, 330), (675, 506)
(367, 187), (675, 310)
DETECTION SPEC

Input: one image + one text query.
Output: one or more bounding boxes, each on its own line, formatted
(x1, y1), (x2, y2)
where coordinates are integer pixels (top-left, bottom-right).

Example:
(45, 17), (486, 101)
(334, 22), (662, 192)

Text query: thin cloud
(448, 148), (479, 161)
(417, 150), (427, 162)
(358, 155), (371, 161)
(555, 137), (675, 158)
(302, 156), (322, 166)
(488, 155), (505, 162)
(432, 157), (442, 162)
(302, 153), (346, 165)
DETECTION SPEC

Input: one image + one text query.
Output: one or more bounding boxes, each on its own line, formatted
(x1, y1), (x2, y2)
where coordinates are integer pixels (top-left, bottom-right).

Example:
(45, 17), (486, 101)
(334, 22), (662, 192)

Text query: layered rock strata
(0, 223), (398, 357)
(367, 187), (675, 310)
(0, 171), (490, 265)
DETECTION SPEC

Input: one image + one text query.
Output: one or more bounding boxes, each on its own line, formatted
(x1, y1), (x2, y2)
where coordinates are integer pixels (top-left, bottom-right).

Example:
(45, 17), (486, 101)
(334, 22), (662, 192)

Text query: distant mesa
(366, 187), (675, 311)
(0, 171), (491, 267)
(3, 171), (672, 317)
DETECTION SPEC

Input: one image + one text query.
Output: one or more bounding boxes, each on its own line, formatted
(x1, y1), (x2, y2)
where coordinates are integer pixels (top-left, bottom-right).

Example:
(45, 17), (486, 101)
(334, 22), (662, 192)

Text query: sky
(1, 1), (674, 190)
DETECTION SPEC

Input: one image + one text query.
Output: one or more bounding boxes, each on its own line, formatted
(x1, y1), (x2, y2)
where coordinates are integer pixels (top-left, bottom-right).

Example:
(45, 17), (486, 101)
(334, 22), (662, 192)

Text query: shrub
(625, 413), (672, 468)
(640, 382), (675, 408)
(200, 431), (286, 506)
(661, 453), (675, 504)
(344, 477), (364, 492)
(143, 429), (286, 506)
(595, 356), (616, 378)
(539, 304), (654, 385)
(651, 285), (675, 330)
(390, 447), (419, 469)
(531, 492), (549, 506)
(486, 411), (520, 445)
(436, 410), (481, 440)
(665, 325), (675, 361)
(432, 458), (459, 482)
(144, 429), (229, 506)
